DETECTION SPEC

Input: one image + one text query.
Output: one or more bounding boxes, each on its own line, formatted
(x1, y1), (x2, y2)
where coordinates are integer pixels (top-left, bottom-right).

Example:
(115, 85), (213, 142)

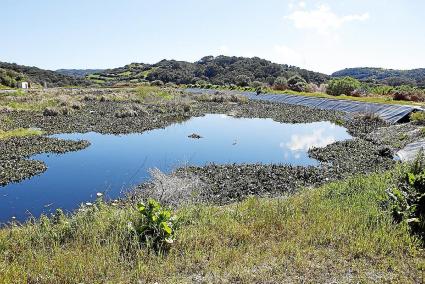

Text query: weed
(133, 199), (177, 253)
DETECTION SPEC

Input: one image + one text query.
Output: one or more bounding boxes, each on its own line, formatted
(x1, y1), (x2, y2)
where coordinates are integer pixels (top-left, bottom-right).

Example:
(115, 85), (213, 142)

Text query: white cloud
(286, 4), (370, 35)
(288, 1), (306, 10)
(284, 129), (336, 151)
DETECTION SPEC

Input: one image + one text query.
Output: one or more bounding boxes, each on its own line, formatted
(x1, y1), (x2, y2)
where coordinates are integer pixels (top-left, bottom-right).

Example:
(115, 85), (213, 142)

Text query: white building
(17, 82), (29, 89)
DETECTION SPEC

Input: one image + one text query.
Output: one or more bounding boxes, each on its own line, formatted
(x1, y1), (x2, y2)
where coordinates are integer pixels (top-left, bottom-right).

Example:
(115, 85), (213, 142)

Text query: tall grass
(0, 171), (423, 283)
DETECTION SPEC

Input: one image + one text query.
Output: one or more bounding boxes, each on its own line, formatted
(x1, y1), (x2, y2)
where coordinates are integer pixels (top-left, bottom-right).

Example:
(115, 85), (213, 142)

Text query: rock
(188, 133), (202, 139)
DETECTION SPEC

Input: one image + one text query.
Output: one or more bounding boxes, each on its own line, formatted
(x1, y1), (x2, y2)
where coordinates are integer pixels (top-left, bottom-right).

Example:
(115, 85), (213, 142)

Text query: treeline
(55, 69), (104, 78)
(90, 56), (330, 87)
(332, 67), (425, 88)
(0, 62), (89, 88)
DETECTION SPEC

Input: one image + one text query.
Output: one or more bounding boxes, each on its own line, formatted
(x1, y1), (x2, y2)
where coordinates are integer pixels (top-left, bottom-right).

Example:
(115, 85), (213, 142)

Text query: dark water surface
(0, 114), (352, 222)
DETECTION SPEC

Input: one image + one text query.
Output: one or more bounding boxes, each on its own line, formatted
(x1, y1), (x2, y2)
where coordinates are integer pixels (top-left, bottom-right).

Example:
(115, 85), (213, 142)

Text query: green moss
(135, 86), (174, 100)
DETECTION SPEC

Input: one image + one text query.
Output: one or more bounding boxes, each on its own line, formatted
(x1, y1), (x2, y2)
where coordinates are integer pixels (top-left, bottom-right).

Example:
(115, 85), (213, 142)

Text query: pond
(0, 114), (352, 223)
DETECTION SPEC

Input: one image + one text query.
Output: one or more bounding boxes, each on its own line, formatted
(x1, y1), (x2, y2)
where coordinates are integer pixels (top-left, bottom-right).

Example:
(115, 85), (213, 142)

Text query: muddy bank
(175, 138), (395, 205)
(176, 164), (325, 204)
(0, 136), (89, 185)
(1, 98), (350, 135)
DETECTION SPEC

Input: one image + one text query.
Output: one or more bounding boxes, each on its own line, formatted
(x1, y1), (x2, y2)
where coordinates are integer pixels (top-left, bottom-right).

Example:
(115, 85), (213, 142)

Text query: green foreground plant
(388, 152), (425, 240)
(133, 199), (177, 253)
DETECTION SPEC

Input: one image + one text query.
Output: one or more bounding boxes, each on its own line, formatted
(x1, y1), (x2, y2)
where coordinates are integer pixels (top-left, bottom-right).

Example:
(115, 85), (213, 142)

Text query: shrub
(43, 107), (59, 117)
(326, 77), (361, 96)
(151, 80), (164, 87)
(287, 75), (307, 92)
(350, 89), (367, 97)
(272, 76), (288, 90)
(292, 81), (307, 92)
(392, 85), (425, 102)
(371, 85), (394, 96)
(250, 80), (264, 89)
(235, 75), (251, 87)
(195, 79), (208, 87)
(135, 199), (177, 252)
(305, 83), (320, 93)
(135, 168), (203, 207)
(410, 111), (425, 124)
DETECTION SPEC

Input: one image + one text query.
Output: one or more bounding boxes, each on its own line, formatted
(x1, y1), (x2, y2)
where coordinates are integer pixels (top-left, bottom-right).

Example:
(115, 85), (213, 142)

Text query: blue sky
(1, 0), (424, 74)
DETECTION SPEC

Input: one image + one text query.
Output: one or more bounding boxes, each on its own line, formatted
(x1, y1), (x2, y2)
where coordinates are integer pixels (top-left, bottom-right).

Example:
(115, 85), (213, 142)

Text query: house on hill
(17, 81), (29, 89)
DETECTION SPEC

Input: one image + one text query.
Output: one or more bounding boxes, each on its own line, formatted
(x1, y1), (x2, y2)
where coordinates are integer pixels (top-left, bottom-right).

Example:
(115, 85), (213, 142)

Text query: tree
(326, 77), (361, 96)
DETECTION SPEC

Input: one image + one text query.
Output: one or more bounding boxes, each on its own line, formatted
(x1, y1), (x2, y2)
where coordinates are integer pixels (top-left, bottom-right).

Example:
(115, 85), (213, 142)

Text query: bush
(370, 85), (394, 96)
(287, 75), (307, 92)
(235, 75), (251, 87)
(388, 152), (425, 240)
(291, 81), (307, 92)
(272, 76), (288, 91)
(135, 199), (177, 252)
(135, 168), (203, 207)
(250, 80), (265, 89)
(392, 85), (425, 102)
(195, 79), (208, 87)
(326, 77), (361, 96)
(43, 107), (60, 117)
(305, 83), (320, 93)
(410, 111), (425, 124)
